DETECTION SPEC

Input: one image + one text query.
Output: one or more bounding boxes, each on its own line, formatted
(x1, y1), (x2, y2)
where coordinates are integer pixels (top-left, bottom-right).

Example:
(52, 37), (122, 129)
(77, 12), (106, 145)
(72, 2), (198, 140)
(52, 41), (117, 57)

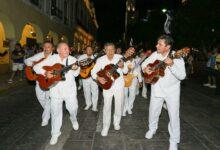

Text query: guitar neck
(109, 56), (127, 74)
(61, 61), (78, 73)
(152, 49), (188, 70)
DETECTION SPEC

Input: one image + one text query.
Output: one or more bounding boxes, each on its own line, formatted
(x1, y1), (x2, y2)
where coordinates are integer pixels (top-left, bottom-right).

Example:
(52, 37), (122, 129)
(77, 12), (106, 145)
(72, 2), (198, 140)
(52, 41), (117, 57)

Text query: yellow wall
(0, 21), (9, 64)
(0, 22), (5, 51)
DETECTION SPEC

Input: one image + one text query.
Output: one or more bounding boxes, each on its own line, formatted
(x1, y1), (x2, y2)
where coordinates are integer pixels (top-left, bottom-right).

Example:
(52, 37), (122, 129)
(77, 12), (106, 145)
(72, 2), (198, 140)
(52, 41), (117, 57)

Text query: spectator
(203, 50), (217, 88)
(8, 43), (25, 83)
(215, 47), (220, 95)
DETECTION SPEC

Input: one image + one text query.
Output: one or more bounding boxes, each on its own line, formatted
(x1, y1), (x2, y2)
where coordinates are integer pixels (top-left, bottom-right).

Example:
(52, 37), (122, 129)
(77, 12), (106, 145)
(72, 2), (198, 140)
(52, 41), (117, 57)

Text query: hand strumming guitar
(45, 71), (53, 79)
(143, 66), (153, 74)
(71, 64), (78, 70)
(97, 76), (107, 84)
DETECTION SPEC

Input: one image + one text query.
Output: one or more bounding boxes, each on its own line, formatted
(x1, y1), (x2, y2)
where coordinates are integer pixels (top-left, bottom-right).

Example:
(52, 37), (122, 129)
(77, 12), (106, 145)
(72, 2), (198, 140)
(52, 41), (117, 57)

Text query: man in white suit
(24, 41), (53, 126)
(78, 46), (99, 111)
(91, 43), (134, 136)
(34, 42), (80, 145)
(141, 35), (186, 150)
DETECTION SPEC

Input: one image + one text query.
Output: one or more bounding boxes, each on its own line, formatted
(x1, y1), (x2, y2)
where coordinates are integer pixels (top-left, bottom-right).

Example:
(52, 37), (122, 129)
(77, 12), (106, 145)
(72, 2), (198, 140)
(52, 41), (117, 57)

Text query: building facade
(0, 0), (98, 73)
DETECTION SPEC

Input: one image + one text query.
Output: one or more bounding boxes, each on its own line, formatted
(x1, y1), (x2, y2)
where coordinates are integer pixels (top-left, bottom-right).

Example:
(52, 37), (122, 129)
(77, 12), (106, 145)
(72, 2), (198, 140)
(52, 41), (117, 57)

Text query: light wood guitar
(79, 51), (104, 79)
(124, 73), (136, 87)
(124, 50), (152, 87)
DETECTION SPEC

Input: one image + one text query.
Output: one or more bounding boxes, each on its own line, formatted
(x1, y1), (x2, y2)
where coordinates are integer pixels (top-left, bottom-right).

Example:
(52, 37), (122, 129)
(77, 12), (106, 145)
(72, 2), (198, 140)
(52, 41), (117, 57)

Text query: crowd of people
(6, 35), (220, 150)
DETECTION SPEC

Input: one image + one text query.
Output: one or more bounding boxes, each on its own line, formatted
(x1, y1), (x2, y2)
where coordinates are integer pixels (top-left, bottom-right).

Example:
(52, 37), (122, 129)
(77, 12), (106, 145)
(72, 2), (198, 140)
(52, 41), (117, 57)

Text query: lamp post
(124, 0), (135, 46)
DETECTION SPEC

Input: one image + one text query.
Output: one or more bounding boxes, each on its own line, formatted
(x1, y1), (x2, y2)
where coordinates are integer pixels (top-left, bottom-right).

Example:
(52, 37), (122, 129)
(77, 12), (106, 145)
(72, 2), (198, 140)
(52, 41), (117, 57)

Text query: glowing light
(162, 8), (167, 13)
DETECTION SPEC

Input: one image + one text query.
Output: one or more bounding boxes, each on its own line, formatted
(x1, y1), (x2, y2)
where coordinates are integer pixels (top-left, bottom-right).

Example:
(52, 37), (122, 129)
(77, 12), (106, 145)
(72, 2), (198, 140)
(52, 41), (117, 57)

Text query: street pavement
(0, 78), (219, 150)
(0, 73), (26, 92)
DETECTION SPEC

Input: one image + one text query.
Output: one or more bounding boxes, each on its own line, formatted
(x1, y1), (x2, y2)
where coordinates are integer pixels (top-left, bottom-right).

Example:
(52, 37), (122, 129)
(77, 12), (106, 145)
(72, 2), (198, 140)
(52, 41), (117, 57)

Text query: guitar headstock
(174, 47), (190, 58)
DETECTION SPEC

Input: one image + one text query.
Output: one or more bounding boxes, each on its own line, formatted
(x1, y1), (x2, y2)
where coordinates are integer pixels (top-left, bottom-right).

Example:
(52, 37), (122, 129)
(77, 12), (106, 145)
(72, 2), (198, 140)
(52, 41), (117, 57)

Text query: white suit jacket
(33, 54), (80, 98)
(141, 51), (186, 98)
(24, 52), (52, 66)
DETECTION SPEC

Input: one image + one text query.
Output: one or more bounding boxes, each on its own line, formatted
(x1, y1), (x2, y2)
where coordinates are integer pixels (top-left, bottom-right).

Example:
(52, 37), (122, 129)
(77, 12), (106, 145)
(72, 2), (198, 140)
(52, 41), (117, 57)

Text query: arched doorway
(0, 21), (9, 64)
(0, 13), (15, 73)
(0, 13), (15, 40)
(20, 23), (37, 47)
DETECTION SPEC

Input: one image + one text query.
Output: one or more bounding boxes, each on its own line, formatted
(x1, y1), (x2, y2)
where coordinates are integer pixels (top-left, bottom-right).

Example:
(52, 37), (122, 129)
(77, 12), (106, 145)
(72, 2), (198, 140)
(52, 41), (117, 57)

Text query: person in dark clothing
(215, 47), (220, 95)
(8, 43), (25, 83)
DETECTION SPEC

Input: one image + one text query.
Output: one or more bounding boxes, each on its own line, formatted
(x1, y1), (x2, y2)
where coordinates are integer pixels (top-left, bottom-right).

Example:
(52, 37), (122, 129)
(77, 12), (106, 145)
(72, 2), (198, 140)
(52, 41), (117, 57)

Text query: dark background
(92, 0), (219, 51)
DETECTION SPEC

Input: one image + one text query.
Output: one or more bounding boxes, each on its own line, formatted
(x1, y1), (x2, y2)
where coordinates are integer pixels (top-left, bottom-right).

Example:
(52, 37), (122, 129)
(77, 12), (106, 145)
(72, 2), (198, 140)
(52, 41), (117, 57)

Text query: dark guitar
(79, 51), (104, 79)
(97, 48), (135, 90)
(143, 47), (190, 84)
(25, 58), (45, 81)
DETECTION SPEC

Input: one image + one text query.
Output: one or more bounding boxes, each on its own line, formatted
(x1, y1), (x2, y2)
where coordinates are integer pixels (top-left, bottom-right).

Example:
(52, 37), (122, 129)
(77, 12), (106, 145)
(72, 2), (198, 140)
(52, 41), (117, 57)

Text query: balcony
(51, 5), (63, 20)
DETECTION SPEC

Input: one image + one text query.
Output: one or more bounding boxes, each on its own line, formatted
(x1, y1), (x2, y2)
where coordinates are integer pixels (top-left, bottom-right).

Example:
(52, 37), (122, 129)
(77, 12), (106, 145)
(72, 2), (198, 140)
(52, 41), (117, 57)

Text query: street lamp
(162, 8), (167, 13)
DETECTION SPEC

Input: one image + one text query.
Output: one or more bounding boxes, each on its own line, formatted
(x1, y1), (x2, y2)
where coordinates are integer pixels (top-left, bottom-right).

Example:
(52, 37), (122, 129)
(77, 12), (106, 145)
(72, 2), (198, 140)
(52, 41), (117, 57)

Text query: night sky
(92, 0), (178, 44)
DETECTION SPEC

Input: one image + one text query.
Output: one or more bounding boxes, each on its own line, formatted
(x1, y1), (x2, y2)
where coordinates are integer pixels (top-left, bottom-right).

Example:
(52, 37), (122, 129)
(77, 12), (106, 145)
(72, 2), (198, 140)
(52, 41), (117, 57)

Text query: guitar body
(143, 47), (190, 84)
(80, 63), (95, 79)
(143, 60), (165, 84)
(124, 74), (135, 87)
(25, 58), (45, 81)
(37, 63), (64, 90)
(25, 66), (39, 81)
(97, 64), (120, 90)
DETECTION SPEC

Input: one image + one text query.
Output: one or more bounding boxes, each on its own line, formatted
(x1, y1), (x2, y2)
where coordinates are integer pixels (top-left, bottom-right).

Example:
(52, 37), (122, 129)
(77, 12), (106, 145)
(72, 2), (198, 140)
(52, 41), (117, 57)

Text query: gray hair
(104, 42), (115, 49)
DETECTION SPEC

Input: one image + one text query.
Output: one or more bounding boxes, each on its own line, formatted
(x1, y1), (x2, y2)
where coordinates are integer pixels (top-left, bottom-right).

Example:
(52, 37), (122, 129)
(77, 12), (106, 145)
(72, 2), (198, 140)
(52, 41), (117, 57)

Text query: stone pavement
(0, 72), (26, 93)
(0, 78), (219, 150)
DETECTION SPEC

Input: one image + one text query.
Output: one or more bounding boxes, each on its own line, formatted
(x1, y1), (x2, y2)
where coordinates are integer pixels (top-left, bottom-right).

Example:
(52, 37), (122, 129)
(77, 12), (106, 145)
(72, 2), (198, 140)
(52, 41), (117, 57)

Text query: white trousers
(103, 87), (124, 129)
(148, 95), (180, 143)
(50, 95), (78, 136)
(82, 78), (99, 109)
(124, 78), (138, 112)
(35, 85), (50, 122)
(142, 78), (148, 98)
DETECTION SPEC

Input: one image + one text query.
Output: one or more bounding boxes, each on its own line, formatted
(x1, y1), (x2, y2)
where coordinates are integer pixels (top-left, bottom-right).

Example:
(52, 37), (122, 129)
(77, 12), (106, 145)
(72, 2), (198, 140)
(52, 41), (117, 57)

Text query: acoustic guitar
(124, 50), (152, 87)
(25, 58), (45, 81)
(143, 47), (190, 84)
(79, 51), (104, 79)
(97, 48), (135, 90)
(37, 59), (87, 90)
